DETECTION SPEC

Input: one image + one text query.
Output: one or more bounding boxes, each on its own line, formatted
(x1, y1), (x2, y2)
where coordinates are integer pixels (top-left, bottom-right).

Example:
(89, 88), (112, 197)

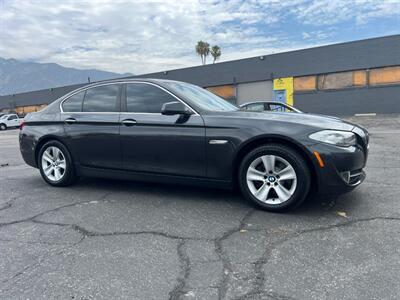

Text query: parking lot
(0, 114), (400, 300)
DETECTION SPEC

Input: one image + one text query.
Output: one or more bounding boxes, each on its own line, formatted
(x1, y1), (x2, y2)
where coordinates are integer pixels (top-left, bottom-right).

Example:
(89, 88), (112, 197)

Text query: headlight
(309, 130), (356, 147)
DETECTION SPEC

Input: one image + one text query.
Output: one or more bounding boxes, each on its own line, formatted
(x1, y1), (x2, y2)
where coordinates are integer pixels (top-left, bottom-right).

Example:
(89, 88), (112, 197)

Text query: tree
(210, 45), (221, 63)
(195, 41), (210, 65)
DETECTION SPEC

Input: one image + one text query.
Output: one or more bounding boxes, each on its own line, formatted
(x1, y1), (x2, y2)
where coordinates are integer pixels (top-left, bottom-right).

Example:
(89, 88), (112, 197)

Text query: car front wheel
(239, 144), (311, 212)
(38, 140), (76, 186)
(0, 124), (6, 130)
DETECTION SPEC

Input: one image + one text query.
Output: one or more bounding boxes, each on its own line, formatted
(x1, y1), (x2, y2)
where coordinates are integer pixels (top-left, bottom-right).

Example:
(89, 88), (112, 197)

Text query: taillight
(20, 120), (25, 130)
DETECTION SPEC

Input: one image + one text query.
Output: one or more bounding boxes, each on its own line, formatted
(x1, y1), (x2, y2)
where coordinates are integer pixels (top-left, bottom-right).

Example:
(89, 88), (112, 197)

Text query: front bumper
(309, 140), (368, 195)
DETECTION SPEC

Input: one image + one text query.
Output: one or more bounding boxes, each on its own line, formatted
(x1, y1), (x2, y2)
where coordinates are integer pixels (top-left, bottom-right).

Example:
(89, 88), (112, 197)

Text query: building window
(369, 66), (400, 86)
(353, 70), (367, 86)
(295, 66), (400, 93)
(294, 76), (316, 91)
(318, 71), (354, 90)
(16, 104), (48, 115)
(206, 85), (235, 100)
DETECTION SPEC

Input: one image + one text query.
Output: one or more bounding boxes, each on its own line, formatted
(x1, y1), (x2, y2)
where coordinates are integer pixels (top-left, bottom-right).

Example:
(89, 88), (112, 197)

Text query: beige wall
(236, 81), (273, 105)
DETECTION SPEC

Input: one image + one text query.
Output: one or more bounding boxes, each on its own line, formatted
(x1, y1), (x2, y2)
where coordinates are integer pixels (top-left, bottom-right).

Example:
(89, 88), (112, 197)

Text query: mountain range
(0, 57), (132, 95)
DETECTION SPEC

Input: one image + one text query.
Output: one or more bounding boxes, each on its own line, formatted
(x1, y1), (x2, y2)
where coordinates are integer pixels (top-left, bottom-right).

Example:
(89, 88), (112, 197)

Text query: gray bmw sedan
(19, 79), (369, 212)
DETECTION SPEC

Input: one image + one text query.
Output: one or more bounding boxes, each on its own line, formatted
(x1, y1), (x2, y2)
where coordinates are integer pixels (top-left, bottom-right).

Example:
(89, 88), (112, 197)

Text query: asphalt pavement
(0, 114), (400, 300)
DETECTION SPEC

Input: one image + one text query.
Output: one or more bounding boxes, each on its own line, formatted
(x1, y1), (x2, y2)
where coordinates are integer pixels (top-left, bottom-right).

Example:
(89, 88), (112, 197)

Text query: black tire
(0, 123), (6, 130)
(38, 140), (76, 187)
(238, 144), (311, 212)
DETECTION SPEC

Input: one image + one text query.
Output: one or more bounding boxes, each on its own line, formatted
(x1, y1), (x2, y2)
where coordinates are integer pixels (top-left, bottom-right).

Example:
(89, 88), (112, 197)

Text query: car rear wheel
(239, 144), (311, 212)
(0, 124), (6, 130)
(38, 140), (76, 186)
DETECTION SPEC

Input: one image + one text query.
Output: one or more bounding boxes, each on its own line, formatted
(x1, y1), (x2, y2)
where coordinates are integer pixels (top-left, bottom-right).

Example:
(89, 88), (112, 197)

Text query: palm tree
(210, 45), (221, 63)
(195, 41), (205, 65)
(195, 41), (210, 65)
(203, 42), (210, 64)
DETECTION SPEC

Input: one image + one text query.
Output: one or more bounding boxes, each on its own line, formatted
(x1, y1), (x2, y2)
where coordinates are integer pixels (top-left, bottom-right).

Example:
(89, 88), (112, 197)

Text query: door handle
(64, 118), (77, 124)
(121, 119), (137, 126)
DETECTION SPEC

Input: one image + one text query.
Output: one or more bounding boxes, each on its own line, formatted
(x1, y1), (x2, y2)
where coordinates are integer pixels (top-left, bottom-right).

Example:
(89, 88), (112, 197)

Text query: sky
(0, 0), (399, 74)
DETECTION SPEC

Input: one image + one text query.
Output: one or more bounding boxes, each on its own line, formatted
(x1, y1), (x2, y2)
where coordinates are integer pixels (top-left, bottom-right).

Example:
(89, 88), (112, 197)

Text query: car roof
(55, 78), (190, 105)
(83, 77), (179, 87)
(58, 78), (179, 97)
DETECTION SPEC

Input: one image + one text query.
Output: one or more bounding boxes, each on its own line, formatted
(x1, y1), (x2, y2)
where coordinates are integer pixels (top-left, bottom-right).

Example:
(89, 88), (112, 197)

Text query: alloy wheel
(246, 154), (297, 205)
(41, 146), (67, 182)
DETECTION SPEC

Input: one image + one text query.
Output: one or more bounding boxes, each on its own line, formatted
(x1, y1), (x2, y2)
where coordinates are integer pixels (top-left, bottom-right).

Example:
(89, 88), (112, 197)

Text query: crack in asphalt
(214, 209), (255, 300)
(168, 239), (191, 300)
(240, 233), (300, 300)
(1, 246), (71, 292)
(32, 219), (200, 241)
(237, 215), (400, 300)
(2, 191), (400, 299)
(0, 202), (12, 212)
(0, 195), (23, 214)
(0, 192), (112, 228)
(0, 237), (75, 246)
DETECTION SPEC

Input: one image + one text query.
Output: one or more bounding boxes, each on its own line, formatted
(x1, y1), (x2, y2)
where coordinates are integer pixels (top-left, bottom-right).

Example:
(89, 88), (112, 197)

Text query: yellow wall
(273, 77), (293, 105)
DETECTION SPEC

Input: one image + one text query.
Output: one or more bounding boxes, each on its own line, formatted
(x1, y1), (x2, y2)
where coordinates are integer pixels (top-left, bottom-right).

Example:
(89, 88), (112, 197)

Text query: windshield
(165, 81), (238, 112)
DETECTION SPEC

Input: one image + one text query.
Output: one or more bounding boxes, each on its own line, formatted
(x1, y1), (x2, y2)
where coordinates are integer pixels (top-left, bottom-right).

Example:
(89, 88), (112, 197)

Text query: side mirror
(161, 101), (192, 116)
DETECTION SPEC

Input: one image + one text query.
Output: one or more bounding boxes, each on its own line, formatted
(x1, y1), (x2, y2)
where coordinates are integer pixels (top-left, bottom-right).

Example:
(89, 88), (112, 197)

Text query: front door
(61, 84), (122, 169)
(120, 82), (206, 177)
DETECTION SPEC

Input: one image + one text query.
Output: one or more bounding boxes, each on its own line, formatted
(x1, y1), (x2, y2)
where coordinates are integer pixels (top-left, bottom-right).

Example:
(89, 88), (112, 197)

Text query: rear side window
(83, 85), (119, 112)
(244, 103), (264, 111)
(126, 83), (177, 113)
(269, 104), (285, 112)
(62, 91), (85, 112)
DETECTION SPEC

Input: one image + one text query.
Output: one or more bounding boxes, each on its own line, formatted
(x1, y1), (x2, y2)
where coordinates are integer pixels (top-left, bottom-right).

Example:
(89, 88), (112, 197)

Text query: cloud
(291, 0), (400, 26)
(302, 30), (333, 41)
(0, 0), (398, 74)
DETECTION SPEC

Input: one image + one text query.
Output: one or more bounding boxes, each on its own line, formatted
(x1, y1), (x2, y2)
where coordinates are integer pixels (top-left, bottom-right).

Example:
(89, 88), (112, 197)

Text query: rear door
(119, 82), (206, 177)
(61, 83), (122, 169)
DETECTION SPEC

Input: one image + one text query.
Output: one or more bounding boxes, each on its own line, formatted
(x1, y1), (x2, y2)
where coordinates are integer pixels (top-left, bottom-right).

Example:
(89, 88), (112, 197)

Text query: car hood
(213, 110), (356, 131)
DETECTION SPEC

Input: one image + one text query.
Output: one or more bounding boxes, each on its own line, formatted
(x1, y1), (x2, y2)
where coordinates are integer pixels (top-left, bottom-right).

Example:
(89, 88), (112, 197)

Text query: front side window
(8, 115), (17, 120)
(126, 83), (177, 113)
(62, 90), (85, 112)
(164, 81), (238, 112)
(83, 85), (119, 112)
